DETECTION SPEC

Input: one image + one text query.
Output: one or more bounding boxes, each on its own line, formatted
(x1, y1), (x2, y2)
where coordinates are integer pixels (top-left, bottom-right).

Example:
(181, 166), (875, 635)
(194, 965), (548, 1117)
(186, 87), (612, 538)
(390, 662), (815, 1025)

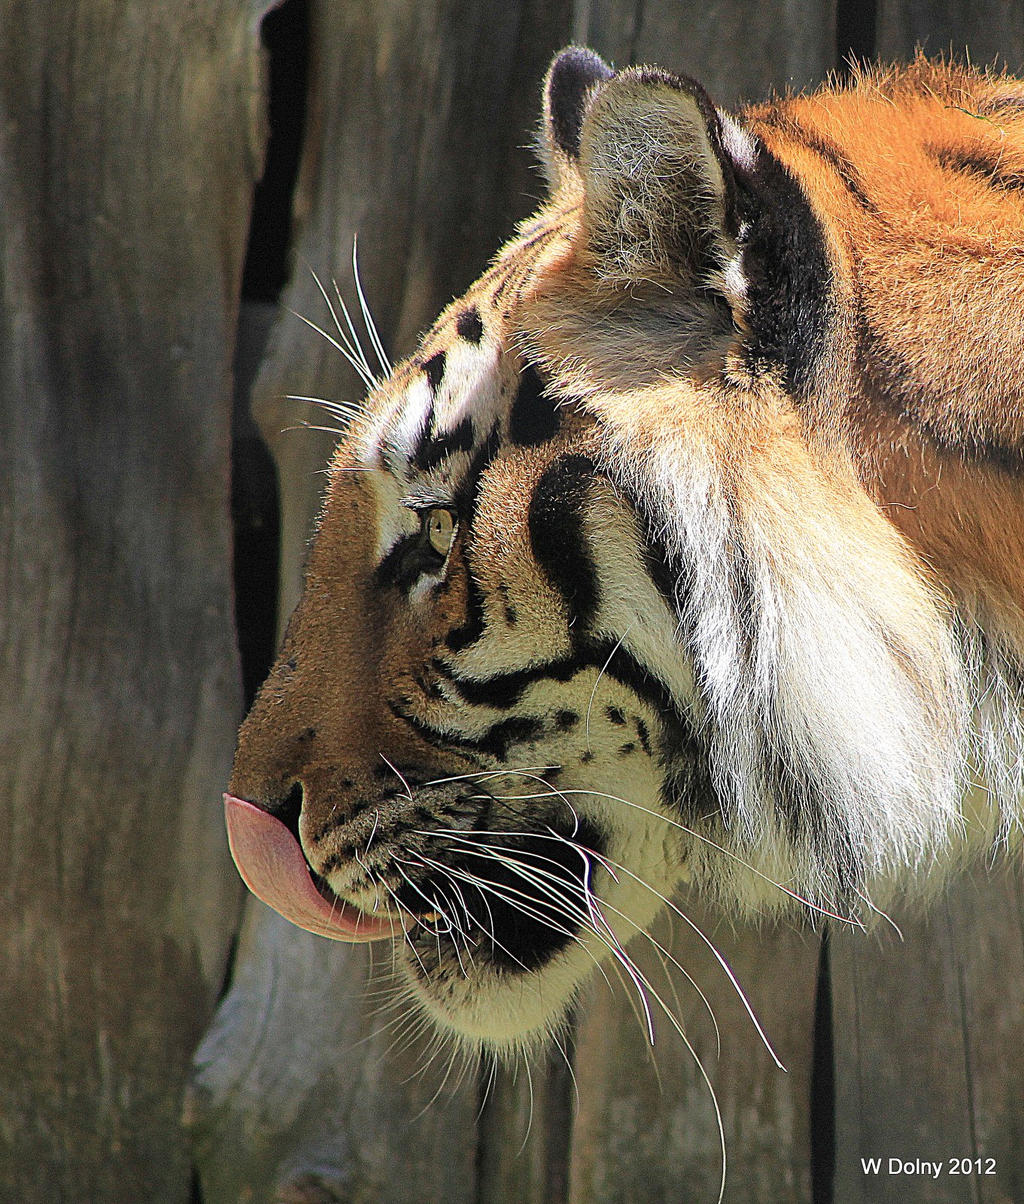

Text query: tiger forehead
(350, 205), (578, 476)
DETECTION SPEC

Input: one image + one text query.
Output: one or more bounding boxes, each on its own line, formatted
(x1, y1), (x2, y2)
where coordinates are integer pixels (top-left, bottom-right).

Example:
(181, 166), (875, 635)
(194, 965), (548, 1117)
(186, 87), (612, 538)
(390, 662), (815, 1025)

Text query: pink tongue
(224, 794), (400, 943)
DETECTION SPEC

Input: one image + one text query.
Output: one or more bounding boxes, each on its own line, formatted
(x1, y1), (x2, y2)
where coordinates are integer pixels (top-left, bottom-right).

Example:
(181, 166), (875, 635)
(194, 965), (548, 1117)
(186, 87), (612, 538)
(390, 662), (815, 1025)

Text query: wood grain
(0, 1), (265, 1198)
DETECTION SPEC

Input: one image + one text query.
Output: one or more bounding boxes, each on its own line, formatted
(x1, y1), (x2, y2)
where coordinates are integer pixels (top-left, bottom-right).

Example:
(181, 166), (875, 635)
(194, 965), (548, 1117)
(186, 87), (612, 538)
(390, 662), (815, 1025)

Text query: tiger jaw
(226, 763), (684, 1048)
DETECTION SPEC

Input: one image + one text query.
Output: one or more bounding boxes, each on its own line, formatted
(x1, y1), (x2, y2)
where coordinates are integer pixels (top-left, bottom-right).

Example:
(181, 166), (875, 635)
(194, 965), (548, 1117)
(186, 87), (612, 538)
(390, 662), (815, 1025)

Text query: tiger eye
(425, 507), (455, 556)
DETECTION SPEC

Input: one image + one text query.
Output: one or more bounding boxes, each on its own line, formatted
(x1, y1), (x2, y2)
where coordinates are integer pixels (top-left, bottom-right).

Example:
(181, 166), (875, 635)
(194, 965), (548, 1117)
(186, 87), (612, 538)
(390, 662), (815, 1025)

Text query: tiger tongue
(223, 794), (398, 942)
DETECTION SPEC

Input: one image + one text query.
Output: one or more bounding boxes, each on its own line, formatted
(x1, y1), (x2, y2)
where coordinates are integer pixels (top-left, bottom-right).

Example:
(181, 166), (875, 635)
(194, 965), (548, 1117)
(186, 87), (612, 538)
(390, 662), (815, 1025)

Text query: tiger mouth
(224, 794), (411, 942)
(225, 791), (608, 969)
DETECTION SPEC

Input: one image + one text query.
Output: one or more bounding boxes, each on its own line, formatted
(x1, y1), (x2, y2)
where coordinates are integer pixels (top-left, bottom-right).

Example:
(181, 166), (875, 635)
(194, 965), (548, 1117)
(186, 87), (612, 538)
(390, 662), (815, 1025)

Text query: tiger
(225, 47), (1024, 1053)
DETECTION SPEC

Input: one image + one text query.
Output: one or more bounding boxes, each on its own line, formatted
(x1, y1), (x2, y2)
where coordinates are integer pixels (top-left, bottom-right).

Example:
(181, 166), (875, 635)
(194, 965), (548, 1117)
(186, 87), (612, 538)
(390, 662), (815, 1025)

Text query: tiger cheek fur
(227, 47), (1024, 1052)
(229, 413), (684, 1048)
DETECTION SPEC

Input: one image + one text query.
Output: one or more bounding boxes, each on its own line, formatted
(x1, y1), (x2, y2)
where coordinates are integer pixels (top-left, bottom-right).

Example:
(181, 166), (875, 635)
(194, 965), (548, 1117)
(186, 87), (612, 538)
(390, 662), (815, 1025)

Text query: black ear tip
(546, 46), (615, 161)
(550, 45), (614, 81)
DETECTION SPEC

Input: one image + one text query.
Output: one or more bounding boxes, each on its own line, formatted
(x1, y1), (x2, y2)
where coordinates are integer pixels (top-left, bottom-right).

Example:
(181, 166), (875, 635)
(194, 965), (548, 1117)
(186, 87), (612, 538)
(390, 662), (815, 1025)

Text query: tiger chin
(226, 47), (1024, 1053)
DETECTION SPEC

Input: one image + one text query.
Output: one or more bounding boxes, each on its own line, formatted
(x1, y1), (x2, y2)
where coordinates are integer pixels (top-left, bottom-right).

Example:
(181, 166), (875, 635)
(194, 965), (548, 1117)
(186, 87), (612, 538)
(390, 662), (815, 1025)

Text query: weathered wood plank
(831, 867), (1024, 1204)
(572, 0), (837, 105)
(569, 902), (819, 1204)
(0, 2), (263, 1199)
(189, 907), (480, 1203)
(876, 1), (1024, 69)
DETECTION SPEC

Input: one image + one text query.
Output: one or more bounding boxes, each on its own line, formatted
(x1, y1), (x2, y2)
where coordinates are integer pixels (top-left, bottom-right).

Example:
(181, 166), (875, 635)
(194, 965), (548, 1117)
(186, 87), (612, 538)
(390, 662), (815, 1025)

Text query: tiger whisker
(365, 807), (381, 854)
(330, 276), (378, 384)
(308, 264), (378, 388)
(286, 393), (364, 420)
(352, 234), (393, 376)
(481, 835), (728, 1201)
(388, 864), (456, 967)
(426, 828), (725, 1057)
(408, 1030), (472, 1116)
(413, 851), (592, 952)
(390, 855), (479, 958)
(280, 421), (348, 438)
(445, 834), (728, 1188)
(476, 1053), (500, 1123)
(853, 887), (904, 938)
(460, 825), (771, 1066)
(444, 872), (497, 964)
(399, 852), (544, 975)
(406, 851), (599, 981)
(557, 835), (786, 1070)
(417, 803), (743, 1039)
(550, 1029), (581, 1115)
(379, 753), (415, 803)
(414, 833), (724, 1165)
(415, 842), (656, 1035)
(517, 1052), (537, 1153)
(289, 303), (376, 392)
(584, 627), (633, 752)
(526, 785), (866, 927)
(433, 877), (477, 978)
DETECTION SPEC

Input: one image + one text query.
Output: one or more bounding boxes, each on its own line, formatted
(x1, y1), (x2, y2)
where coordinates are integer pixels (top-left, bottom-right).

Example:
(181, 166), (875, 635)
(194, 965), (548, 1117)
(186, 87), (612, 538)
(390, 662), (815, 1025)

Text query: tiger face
(227, 49), (1024, 1051)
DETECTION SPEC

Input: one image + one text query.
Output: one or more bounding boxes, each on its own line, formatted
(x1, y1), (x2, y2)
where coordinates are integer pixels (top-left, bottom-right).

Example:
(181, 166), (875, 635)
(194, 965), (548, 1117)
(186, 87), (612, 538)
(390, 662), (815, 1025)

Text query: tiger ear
(575, 68), (745, 290)
(541, 47), (615, 187)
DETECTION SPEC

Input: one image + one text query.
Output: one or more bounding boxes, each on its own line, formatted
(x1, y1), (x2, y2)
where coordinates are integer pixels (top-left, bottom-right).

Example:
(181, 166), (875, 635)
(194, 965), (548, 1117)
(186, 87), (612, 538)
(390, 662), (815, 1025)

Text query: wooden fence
(2, 2), (1023, 1202)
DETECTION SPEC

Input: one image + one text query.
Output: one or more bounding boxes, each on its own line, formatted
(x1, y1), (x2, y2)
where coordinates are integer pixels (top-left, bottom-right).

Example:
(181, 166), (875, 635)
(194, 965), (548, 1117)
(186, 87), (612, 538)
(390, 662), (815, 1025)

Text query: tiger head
(226, 49), (1024, 1051)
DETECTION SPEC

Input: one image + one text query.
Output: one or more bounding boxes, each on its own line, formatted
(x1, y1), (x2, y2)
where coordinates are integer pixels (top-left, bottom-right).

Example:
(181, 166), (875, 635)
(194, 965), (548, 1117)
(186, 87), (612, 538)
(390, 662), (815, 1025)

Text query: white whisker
(542, 786), (864, 927)
(585, 627), (633, 751)
(352, 234), (392, 375)
(308, 265), (377, 386)
(290, 301), (376, 391)
(379, 754), (415, 802)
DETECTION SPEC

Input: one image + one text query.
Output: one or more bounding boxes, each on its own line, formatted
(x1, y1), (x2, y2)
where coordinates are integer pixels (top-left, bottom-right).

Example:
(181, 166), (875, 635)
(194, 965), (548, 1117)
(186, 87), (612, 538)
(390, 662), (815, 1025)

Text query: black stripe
(509, 364), (562, 446)
(756, 111), (878, 214)
(373, 533), (418, 591)
(489, 222), (564, 304)
(432, 655), (581, 708)
(456, 305), (484, 344)
(454, 422), (501, 520)
(388, 699), (544, 763)
(736, 145), (836, 395)
(853, 298), (1024, 472)
(413, 415), (474, 472)
(444, 424), (502, 653)
(374, 531), (446, 593)
(422, 350), (446, 393)
(528, 454), (600, 630)
(930, 143), (1024, 193)
(445, 572), (487, 654)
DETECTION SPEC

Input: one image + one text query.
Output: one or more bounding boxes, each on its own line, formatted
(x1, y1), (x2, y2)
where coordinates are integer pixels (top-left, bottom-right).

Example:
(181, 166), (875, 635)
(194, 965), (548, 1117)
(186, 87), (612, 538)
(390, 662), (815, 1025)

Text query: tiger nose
(255, 780), (303, 835)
